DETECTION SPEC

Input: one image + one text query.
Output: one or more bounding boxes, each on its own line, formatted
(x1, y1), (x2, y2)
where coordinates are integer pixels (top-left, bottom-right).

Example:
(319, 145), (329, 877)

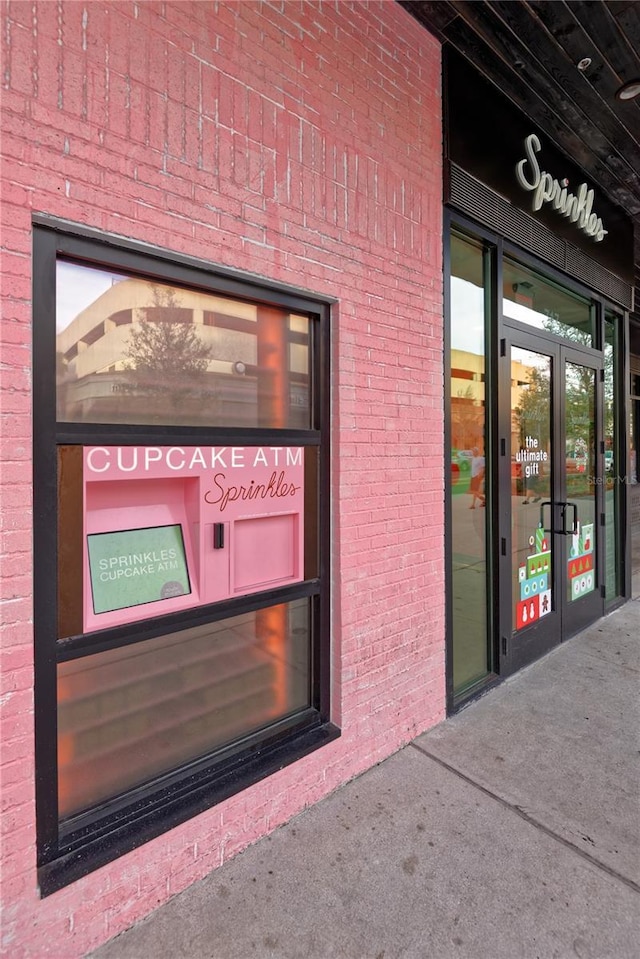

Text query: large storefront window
(34, 223), (334, 893)
(448, 231), (492, 696)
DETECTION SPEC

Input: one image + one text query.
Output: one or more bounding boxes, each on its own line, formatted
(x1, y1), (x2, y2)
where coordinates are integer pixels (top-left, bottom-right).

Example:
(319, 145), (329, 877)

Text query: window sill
(38, 719), (340, 897)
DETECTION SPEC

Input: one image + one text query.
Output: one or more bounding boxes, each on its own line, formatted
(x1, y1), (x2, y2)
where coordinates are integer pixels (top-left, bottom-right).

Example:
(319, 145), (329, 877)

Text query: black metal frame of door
(498, 325), (604, 675)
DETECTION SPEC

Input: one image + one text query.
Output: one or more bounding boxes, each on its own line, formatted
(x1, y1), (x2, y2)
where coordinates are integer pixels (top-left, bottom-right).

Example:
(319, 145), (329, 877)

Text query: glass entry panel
(511, 348), (553, 633)
(603, 312), (622, 601)
(564, 362), (596, 605)
(448, 232), (492, 695)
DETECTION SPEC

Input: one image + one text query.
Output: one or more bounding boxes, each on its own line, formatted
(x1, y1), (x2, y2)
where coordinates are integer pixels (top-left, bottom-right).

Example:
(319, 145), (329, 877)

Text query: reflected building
(56, 271), (310, 429)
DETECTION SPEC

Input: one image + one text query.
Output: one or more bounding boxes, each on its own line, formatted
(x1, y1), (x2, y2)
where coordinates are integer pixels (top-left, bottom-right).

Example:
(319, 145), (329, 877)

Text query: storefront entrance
(500, 328), (604, 673)
(444, 48), (634, 711)
(447, 225), (627, 707)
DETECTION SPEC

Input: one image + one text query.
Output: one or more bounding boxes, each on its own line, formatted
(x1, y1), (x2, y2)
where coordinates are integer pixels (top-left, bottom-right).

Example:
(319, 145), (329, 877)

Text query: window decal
(568, 522), (595, 601)
(516, 523), (552, 630)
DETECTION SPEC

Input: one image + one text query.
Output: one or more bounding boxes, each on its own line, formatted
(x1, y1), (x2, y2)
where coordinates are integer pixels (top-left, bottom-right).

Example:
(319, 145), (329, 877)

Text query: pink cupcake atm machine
(82, 445), (305, 633)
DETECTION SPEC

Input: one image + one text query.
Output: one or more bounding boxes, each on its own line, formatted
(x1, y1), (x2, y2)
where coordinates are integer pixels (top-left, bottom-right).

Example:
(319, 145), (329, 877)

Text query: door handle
(561, 501), (578, 536)
(540, 501), (577, 535)
(539, 501), (554, 533)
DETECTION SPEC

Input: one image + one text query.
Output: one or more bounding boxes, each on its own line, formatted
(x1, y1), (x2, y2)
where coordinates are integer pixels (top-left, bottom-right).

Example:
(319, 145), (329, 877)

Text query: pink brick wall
(0, 1), (444, 954)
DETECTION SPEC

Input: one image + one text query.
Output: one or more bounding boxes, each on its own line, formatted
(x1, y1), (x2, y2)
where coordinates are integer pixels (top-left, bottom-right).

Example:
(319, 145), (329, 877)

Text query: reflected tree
(514, 364), (550, 451)
(542, 313), (612, 440)
(125, 286), (211, 377)
(124, 286), (213, 415)
(451, 384), (484, 451)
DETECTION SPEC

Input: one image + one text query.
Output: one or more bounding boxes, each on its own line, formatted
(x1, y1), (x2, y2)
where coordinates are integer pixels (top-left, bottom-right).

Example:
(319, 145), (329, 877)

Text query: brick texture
(0, 1), (444, 955)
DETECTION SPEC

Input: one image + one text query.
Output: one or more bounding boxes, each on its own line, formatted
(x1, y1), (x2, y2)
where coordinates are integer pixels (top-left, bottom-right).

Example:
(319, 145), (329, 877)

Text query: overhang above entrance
(400, 0), (640, 313)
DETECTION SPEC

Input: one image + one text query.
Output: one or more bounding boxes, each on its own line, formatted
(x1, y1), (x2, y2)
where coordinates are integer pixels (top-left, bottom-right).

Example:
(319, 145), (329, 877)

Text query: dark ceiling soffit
(399, 1), (640, 222)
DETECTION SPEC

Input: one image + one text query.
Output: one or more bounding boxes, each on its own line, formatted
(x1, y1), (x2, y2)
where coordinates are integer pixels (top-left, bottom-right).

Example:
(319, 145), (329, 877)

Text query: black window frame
(33, 215), (337, 895)
(631, 370), (640, 485)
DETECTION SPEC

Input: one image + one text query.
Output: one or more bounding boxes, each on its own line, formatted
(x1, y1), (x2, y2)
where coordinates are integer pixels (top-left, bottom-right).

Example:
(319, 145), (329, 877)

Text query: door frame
(498, 323), (605, 676)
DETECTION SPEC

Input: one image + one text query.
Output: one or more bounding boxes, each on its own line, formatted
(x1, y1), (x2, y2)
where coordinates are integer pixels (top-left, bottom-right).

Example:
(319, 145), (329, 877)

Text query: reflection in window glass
(511, 348), (553, 631)
(56, 261), (310, 429)
(57, 600), (311, 819)
(631, 373), (640, 485)
(503, 257), (593, 346)
(604, 314), (621, 600)
(449, 232), (490, 693)
(565, 362), (596, 603)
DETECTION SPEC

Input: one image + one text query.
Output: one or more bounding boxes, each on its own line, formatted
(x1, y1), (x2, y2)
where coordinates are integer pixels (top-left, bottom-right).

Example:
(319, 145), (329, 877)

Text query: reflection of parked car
(604, 450), (614, 473)
(451, 449), (472, 482)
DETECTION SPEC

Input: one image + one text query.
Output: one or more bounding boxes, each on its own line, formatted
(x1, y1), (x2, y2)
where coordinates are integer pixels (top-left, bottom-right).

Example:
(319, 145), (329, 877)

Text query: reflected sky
(450, 277), (484, 354)
(56, 261), (127, 333)
(503, 297), (555, 330)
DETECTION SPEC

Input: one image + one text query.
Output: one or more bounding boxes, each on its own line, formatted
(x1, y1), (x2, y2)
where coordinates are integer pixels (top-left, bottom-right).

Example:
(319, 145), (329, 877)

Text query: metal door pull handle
(539, 501), (577, 535)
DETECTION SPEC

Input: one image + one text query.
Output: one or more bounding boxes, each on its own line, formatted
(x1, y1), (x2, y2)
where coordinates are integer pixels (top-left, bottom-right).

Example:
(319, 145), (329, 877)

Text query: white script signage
(515, 134), (607, 242)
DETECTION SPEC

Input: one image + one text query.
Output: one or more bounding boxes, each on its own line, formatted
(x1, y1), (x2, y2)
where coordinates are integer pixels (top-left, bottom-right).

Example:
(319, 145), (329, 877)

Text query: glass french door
(500, 329), (604, 671)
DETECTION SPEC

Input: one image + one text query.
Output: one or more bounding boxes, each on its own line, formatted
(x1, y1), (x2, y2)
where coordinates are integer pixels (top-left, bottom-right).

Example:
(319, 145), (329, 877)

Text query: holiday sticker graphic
(516, 522), (552, 633)
(516, 597), (539, 629)
(539, 590), (552, 617)
(568, 520), (596, 602)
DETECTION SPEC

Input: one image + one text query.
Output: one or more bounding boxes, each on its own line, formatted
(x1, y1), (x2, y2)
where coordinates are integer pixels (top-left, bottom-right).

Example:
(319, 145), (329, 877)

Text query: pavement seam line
(409, 741), (640, 896)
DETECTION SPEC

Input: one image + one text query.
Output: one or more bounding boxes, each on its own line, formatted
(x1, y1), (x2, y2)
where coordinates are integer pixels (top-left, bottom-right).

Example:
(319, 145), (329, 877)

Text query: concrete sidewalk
(90, 600), (640, 959)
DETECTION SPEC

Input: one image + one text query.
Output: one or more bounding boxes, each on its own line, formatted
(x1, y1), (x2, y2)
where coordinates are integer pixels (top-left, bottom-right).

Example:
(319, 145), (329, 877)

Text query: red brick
(5, 19), (36, 98)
